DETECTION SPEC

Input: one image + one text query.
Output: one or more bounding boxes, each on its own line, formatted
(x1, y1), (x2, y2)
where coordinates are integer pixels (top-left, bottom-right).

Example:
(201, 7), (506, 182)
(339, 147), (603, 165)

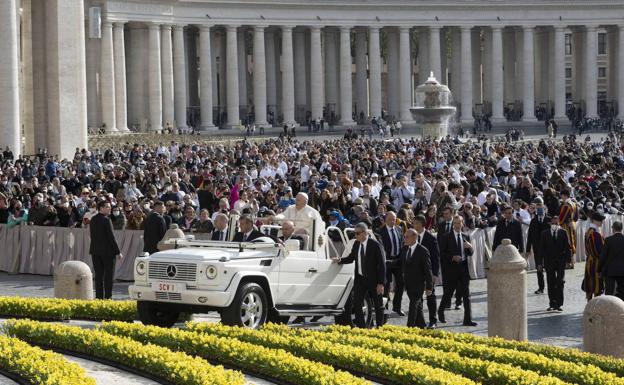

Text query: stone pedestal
(583, 296), (624, 358)
(488, 238), (528, 341)
(54, 261), (94, 300)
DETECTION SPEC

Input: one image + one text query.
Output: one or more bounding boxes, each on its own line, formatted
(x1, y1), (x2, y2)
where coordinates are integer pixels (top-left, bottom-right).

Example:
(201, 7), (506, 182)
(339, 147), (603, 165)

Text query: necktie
(220, 231), (224, 241)
(457, 233), (463, 261)
(358, 243), (364, 276)
(407, 246), (413, 263)
(391, 228), (399, 256)
(417, 234), (421, 245)
(553, 230), (556, 240)
(446, 222), (451, 233)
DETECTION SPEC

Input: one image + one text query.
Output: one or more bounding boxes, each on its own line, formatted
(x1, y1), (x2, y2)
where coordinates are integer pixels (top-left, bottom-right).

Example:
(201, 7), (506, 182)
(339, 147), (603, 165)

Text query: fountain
(410, 72), (457, 139)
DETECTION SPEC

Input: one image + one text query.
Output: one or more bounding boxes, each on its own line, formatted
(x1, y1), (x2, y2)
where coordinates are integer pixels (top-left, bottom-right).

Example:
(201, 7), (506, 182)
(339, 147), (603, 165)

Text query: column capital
(522, 25), (535, 31)
(147, 22), (161, 30)
(368, 26), (381, 33)
(554, 25), (567, 32)
(225, 25), (240, 32)
(398, 26), (412, 33)
(491, 25), (504, 32)
(173, 24), (186, 31)
(585, 25), (599, 32)
(161, 24), (172, 31)
(460, 25), (474, 32)
(113, 21), (126, 29)
(339, 26), (352, 33)
(253, 25), (268, 32)
(281, 25), (295, 32)
(309, 26), (322, 33)
(198, 24), (212, 32)
(428, 25), (442, 31)
(102, 20), (113, 28)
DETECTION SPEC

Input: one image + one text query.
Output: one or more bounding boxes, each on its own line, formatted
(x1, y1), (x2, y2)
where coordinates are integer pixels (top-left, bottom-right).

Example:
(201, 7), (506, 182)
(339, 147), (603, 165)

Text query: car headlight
(135, 261), (146, 276)
(205, 265), (218, 279)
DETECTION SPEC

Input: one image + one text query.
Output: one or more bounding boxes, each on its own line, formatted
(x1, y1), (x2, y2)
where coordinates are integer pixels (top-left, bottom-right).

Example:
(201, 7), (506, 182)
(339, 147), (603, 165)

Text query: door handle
(308, 268), (318, 273)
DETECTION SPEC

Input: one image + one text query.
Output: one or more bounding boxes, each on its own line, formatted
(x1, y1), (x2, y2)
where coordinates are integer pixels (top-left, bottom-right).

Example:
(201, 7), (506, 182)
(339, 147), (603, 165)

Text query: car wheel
(221, 282), (268, 329)
(137, 301), (180, 328)
(334, 290), (374, 328)
(267, 308), (290, 324)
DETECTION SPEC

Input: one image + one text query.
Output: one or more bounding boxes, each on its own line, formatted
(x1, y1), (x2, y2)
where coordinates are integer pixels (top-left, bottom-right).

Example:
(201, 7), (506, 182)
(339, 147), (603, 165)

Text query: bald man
(280, 220), (305, 250)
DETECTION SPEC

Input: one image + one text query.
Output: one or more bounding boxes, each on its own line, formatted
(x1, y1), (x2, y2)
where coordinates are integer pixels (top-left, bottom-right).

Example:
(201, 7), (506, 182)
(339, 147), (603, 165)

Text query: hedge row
(382, 324), (624, 377)
(321, 325), (623, 385)
(185, 322), (475, 385)
(0, 334), (95, 385)
(0, 296), (136, 321)
(99, 321), (369, 385)
(3, 319), (244, 385)
(258, 323), (569, 385)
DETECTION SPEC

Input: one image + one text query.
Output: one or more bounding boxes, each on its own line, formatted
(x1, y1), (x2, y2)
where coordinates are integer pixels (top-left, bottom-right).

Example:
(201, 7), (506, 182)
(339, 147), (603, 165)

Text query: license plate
(154, 282), (184, 292)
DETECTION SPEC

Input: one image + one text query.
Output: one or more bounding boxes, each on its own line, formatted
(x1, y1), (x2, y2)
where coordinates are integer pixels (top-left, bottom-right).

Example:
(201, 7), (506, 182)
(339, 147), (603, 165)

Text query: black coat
(439, 231), (474, 276)
(401, 244), (433, 295)
(493, 219), (524, 252)
(143, 212), (167, 254)
(526, 216), (550, 263)
(211, 228), (230, 241)
(89, 213), (120, 257)
(418, 230), (440, 277)
(436, 220), (454, 240)
(600, 233), (624, 277)
(539, 228), (571, 270)
(377, 225), (404, 260)
(232, 229), (265, 242)
(339, 237), (386, 286)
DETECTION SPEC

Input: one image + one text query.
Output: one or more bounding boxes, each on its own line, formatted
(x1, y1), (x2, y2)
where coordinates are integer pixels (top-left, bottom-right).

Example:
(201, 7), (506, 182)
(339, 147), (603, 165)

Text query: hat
(591, 212), (606, 222)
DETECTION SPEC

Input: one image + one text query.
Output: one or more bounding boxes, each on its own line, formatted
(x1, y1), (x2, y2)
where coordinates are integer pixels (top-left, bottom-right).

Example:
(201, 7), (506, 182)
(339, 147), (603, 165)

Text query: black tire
(334, 289), (374, 328)
(267, 308), (290, 324)
(137, 301), (180, 328)
(221, 282), (268, 329)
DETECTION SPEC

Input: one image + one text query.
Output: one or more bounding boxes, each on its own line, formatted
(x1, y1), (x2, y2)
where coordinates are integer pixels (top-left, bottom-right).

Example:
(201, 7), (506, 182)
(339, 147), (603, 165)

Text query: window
(598, 67), (606, 78)
(565, 33), (572, 55)
(598, 33), (606, 55)
(565, 68), (572, 79)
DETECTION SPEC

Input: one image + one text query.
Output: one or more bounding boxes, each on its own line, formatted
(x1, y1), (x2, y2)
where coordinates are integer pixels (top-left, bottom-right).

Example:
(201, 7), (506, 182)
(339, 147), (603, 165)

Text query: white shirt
(300, 165), (311, 183)
(497, 156), (511, 173)
(358, 237), (369, 276)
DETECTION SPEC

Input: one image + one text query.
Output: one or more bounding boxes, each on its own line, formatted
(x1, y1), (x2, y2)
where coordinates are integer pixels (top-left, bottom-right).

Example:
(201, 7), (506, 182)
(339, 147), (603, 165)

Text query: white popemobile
(129, 214), (382, 329)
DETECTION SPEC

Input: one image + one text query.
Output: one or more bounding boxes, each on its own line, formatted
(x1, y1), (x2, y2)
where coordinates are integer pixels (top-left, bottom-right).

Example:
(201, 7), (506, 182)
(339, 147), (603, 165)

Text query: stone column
(294, 29), (307, 118)
(226, 25), (240, 127)
(355, 28), (368, 118)
(100, 21), (117, 133)
(554, 26), (568, 121)
(491, 26), (505, 122)
(324, 29), (338, 113)
(522, 26), (537, 121)
(472, 29), (482, 103)
(585, 25), (598, 118)
(127, 26), (147, 131)
(161, 25), (174, 130)
(450, 29), (462, 100)
(309, 26), (324, 122)
(199, 25), (215, 130)
(237, 29), (248, 111)
(503, 29), (516, 103)
(339, 26), (355, 125)
(253, 25), (269, 128)
(368, 26), (382, 118)
(0, 0), (20, 154)
(619, 26), (624, 119)
(173, 25), (188, 130)
(148, 23), (163, 132)
(418, 29), (429, 85)
(265, 30), (277, 109)
(387, 29), (400, 117)
(460, 26), (474, 124)
(488, 239), (528, 341)
(113, 22), (129, 132)
(281, 25), (297, 126)
(399, 26), (415, 124)
(429, 26), (442, 79)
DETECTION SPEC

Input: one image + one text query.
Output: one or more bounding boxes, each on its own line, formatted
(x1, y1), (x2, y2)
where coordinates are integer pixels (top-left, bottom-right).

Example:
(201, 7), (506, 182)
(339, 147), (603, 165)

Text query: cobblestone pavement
(0, 262), (588, 349)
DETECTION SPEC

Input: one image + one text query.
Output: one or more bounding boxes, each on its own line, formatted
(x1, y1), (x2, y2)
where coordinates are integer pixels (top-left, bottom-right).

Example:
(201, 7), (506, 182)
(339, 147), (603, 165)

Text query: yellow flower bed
(382, 324), (624, 377)
(3, 319), (244, 385)
(186, 322), (475, 385)
(0, 296), (136, 321)
(258, 323), (568, 385)
(99, 321), (369, 385)
(319, 324), (624, 385)
(0, 334), (95, 385)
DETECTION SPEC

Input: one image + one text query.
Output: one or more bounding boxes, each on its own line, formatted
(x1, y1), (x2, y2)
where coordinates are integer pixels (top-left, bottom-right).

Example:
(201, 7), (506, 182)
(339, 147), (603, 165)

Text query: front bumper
(129, 284), (234, 308)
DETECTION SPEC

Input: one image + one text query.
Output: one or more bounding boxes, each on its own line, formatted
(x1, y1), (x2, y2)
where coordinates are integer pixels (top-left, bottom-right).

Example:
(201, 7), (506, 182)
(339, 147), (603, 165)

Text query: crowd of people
(1, 129), (624, 321)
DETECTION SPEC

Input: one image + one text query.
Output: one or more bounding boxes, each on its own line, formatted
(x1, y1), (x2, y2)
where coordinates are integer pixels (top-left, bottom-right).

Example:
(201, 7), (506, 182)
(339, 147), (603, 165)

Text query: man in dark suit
(414, 214), (440, 328)
(401, 229), (433, 328)
(211, 213), (230, 241)
(232, 214), (265, 242)
(438, 215), (477, 326)
(600, 221), (624, 300)
(89, 200), (122, 299)
(540, 215), (572, 311)
(279, 220), (305, 250)
(377, 211), (405, 315)
(143, 201), (167, 254)
(436, 206), (462, 310)
(335, 222), (386, 328)
(526, 199), (550, 294)
(493, 205), (524, 253)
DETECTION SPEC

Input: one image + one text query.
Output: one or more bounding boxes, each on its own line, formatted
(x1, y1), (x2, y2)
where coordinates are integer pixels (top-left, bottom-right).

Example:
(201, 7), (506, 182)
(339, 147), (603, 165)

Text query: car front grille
(155, 292), (182, 301)
(148, 262), (197, 282)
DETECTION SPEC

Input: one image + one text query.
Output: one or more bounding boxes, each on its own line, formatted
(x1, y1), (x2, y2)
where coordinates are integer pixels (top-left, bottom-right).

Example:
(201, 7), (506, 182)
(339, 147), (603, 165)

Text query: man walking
(540, 215), (571, 311)
(584, 212), (605, 301)
(414, 214), (440, 328)
(89, 200), (122, 299)
(526, 199), (550, 294)
(401, 229), (433, 328)
(143, 201), (167, 254)
(335, 223), (386, 328)
(377, 211), (405, 315)
(493, 205), (524, 253)
(600, 221), (624, 300)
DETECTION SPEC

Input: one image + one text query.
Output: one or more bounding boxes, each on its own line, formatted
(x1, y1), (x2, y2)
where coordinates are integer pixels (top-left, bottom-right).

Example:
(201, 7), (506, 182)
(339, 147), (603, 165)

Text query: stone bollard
(488, 238), (528, 341)
(157, 224), (186, 251)
(54, 261), (94, 300)
(583, 295), (624, 358)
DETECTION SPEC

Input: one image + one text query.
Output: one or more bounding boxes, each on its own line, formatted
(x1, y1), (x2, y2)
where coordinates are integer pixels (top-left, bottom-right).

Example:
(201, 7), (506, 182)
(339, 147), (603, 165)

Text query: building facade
(2, 0), (624, 158)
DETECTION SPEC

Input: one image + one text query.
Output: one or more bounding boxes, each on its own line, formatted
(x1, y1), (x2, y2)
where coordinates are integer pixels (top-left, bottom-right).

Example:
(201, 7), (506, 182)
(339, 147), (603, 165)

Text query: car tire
(221, 282), (268, 329)
(334, 289), (374, 328)
(137, 301), (180, 328)
(267, 308), (290, 324)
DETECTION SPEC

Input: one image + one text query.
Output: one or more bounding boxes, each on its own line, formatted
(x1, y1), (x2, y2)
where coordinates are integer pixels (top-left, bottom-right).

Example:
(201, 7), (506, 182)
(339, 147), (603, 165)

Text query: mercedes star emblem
(166, 265), (177, 278)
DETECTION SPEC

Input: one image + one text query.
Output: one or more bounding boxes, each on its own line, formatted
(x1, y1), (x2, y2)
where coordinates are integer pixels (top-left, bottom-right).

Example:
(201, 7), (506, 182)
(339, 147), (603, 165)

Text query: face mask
(112, 210), (120, 216)
(536, 207), (544, 216)
(551, 224), (559, 231)
(62, 202), (69, 208)
(329, 219), (339, 226)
